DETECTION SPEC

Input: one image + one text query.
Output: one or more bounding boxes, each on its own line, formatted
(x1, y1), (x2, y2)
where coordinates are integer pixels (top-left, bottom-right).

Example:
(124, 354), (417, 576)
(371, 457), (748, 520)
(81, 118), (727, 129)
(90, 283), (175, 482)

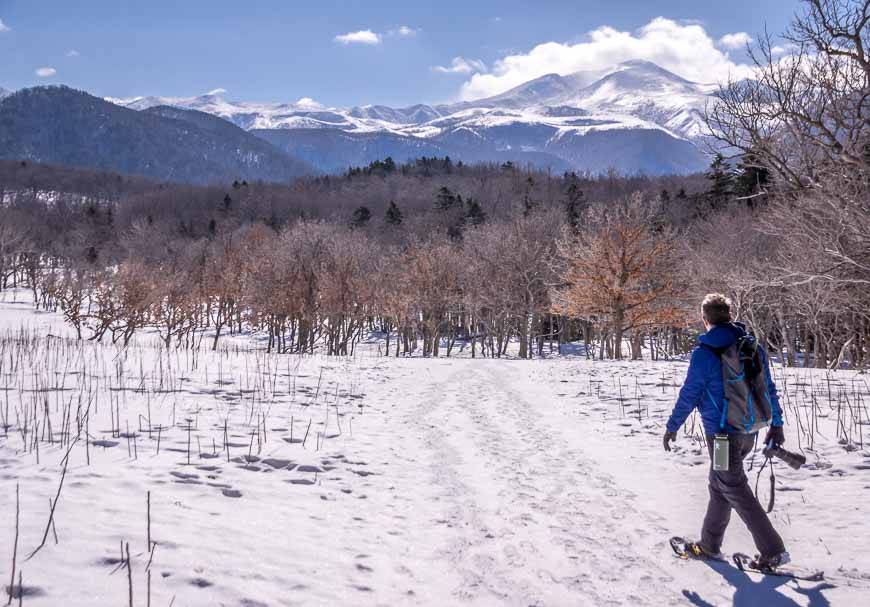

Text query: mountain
(0, 87), (10, 100)
(455, 60), (713, 140)
(348, 104), (443, 125)
(0, 87), (313, 184)
(108, 60), (714, 175)
(256, 127), (576, 174)
(449, 67), (611, 111)
(553, 60), (716, 139)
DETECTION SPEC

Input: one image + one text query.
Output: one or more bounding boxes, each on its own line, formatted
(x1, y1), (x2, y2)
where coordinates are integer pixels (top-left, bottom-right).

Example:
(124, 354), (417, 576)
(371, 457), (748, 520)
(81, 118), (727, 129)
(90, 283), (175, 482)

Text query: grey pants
(701, 434), (785, 557)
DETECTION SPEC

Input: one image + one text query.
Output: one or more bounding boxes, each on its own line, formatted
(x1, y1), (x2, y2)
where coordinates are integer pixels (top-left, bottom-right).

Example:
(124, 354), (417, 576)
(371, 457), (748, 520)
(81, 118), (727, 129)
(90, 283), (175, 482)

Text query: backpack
(706, 332), (773, 434)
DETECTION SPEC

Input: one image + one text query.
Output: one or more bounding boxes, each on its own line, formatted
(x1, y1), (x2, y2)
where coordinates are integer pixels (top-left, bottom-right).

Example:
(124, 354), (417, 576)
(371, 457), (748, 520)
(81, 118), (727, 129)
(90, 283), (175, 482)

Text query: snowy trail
(372, 358), (867, 607)
(391, 361), (683, 606)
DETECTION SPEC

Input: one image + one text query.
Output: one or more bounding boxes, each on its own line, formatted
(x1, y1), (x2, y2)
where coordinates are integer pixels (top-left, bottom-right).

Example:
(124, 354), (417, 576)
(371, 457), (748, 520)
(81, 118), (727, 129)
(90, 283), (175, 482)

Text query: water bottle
(713, 434), (730, 471)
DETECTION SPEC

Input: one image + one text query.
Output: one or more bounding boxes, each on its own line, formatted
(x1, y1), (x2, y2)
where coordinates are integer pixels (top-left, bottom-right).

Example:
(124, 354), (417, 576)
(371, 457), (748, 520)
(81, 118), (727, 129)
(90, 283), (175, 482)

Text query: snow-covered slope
(560, 60), (715, 139)
(107, 61), (717, 174)
(109, 94), (413, 134)
(450, 60), (713, 140)
(2, 292), (868, 606)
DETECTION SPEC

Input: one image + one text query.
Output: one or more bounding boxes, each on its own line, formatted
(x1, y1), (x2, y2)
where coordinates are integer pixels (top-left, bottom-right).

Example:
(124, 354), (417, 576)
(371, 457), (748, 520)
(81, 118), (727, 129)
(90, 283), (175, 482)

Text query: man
(663, 294), (788, 567)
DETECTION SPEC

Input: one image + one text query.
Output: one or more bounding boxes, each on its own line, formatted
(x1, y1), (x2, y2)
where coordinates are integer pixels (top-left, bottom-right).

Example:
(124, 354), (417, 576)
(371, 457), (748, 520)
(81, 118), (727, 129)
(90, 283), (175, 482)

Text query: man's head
(701, 293), (732, 330)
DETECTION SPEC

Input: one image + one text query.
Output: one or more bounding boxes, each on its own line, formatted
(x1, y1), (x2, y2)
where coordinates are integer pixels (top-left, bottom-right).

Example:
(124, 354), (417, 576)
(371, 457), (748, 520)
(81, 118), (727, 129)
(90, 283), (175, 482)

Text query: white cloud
(66, 49), (80, 57)
(334, 29), (381, 45)
(394, 25), (418, 37)
(295, 97), (323, 109)
(719, 32), (753, 49)
(433, 56), (487, 75)
(0, 19), (10, 33)
(771, 44), (796, 56)
(459, 17), (756, 100)
(206, 87), (227, 96)
(35, 67), (57, 78)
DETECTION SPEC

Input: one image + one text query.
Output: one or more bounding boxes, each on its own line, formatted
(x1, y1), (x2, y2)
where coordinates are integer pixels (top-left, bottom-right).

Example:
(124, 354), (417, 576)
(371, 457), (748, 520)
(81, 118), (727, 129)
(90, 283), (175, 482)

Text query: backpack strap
(700, 342), (728, 357)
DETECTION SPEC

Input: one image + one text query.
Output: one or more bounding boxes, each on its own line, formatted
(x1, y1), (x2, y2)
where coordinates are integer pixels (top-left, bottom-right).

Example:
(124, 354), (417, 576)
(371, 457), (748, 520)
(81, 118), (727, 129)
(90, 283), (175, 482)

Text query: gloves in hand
(765, 425), (785, 446)
(663, 430), (677, 452)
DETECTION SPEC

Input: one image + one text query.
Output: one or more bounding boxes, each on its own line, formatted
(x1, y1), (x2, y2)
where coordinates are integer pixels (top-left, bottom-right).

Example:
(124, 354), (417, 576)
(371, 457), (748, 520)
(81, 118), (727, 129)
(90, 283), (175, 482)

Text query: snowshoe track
(405, 362), (683, 606)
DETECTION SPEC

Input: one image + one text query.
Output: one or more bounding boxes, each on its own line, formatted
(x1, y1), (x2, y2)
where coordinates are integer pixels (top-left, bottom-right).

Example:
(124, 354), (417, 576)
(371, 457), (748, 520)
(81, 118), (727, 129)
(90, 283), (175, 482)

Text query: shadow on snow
(682, 559), (834, 607)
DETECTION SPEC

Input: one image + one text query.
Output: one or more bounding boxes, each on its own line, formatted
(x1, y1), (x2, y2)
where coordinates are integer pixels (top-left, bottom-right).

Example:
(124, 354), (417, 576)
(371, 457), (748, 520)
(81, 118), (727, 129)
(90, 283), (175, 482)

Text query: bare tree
(553, 195), (685, 359)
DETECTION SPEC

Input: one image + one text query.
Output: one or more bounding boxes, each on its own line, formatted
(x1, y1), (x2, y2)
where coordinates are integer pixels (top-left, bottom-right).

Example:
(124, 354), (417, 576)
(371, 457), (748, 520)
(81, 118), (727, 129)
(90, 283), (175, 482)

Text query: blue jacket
(666, 322), (783, 435)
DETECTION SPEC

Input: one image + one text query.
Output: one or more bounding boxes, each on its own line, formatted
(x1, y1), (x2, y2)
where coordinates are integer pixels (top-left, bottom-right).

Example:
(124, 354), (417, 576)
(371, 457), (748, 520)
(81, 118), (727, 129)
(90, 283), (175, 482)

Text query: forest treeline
(0, 0), (867, 368)
(0, 157), (706, 357)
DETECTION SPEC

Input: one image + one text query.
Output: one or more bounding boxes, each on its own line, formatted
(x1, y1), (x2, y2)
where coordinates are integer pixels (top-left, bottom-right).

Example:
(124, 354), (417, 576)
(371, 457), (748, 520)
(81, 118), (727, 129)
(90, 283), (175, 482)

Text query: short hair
(701, 293), (732, 325)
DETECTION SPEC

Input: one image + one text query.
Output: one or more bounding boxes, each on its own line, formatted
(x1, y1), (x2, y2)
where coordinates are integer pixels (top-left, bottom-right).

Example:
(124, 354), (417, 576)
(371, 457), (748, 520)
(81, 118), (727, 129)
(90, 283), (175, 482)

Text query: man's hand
(765, 425), (785, 446)
(663, 430), (677, 452)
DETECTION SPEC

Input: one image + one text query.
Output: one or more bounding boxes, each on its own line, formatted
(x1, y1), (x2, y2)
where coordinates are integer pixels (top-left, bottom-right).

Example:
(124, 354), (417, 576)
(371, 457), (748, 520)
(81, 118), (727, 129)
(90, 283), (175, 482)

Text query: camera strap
(754, 456), (776, 513)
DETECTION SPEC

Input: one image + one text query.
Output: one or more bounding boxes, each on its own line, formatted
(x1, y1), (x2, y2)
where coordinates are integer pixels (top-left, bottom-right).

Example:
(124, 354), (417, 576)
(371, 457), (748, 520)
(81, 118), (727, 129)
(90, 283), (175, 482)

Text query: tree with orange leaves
(553, 194), (686, 359)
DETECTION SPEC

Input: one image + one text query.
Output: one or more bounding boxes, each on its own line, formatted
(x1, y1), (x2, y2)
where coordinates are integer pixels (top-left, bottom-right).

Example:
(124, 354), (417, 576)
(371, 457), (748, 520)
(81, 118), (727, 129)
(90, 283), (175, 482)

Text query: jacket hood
(698, 321), (747, 350)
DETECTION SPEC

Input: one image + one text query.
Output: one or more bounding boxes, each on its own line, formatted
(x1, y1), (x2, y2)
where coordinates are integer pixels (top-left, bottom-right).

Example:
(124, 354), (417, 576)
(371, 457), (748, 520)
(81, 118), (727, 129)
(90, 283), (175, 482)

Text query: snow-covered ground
(1, 290), (869, 606)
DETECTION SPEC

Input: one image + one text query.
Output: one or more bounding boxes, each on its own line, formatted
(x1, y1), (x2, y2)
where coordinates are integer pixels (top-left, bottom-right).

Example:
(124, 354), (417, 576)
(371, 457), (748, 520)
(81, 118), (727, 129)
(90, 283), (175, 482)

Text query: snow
(2, 290), (868, 606)
(103, 60), (715, 146)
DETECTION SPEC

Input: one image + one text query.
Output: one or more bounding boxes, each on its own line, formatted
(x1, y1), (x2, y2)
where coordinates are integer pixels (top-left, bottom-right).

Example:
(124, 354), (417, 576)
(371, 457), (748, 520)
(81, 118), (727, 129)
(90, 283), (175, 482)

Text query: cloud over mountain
(459, 17), (755, 100)
(719, 32), (753, 49)
(433, 57), (487, 75)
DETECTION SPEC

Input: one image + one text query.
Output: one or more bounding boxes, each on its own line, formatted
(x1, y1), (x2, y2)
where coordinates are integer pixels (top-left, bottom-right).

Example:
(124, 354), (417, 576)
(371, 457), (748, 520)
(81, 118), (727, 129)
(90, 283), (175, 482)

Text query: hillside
(0, 87), (313, 184)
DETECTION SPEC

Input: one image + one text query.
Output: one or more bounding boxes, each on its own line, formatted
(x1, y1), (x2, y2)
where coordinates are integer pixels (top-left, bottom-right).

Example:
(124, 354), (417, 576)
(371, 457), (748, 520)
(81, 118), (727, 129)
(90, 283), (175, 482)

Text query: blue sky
(1, 0), (800, 107)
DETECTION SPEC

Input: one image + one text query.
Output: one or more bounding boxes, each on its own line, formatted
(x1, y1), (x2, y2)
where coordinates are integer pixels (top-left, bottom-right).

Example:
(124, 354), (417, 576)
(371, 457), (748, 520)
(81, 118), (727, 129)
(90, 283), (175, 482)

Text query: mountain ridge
(1, 62), (715, 179)
(105, 60), (713, 175)
(0, 86), (313, 184)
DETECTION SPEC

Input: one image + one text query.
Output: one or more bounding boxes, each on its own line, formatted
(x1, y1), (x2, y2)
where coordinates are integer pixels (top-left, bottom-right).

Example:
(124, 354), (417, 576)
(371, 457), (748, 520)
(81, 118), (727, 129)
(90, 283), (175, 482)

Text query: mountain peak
(195, 93), (225, 102)
(617, 59), (660, 69)
(613, 60), (697, 84)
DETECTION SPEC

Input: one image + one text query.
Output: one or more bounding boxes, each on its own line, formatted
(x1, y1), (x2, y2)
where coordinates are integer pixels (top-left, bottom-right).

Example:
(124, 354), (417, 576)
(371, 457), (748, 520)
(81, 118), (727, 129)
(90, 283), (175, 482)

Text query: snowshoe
(670, 537), (726, 562)
(733, 552), (824, 581)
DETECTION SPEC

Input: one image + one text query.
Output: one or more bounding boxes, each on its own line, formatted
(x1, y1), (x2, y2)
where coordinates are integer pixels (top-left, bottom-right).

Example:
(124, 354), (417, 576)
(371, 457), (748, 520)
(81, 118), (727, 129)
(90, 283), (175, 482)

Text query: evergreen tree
(464, 198), (486, 226)
(350, 206), (372, 228)
(565, 183), (584, 230)
(705, 153), (733, 209)
(435, 186), (460, 211)
(385, 200), (403, 226)
(733, 151), (770, 205)
(523, 176), (538, 216)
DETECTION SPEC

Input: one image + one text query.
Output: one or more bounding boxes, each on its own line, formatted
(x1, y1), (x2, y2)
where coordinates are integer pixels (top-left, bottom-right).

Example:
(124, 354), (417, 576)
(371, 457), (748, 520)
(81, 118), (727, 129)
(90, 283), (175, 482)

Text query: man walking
(663, 294), (789, 567)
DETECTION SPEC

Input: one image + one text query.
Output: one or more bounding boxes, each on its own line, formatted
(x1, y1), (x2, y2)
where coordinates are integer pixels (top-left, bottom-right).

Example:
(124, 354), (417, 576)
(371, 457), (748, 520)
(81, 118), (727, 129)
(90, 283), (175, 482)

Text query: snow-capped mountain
(445, 60), (714, 140)
(0, 87), (10, 100)
(107, 60), (716, 175)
